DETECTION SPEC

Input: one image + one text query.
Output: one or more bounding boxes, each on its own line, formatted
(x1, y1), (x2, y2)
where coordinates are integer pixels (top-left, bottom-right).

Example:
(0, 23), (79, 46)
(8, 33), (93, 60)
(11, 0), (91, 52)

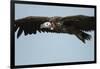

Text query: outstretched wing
(14, 15), (95, 43)
(59, 15), (95, 43)
(61, 15), (95, 31)
(14, 16), (52, 38)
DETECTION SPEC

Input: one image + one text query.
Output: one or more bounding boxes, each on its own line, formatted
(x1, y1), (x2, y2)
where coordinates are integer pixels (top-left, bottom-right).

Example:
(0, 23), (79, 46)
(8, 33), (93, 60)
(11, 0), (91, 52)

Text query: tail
(75, 31), (91, 43)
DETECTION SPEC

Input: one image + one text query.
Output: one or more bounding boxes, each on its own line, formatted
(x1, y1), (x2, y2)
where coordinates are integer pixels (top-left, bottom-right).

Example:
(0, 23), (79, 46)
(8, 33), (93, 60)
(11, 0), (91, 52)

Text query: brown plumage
(14, 15), (95, 43)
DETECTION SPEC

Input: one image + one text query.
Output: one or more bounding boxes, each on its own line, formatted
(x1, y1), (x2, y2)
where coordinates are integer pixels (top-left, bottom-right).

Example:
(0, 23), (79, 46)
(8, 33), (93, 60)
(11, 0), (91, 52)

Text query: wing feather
(61, 15), (95, 31)
(15, 16), (50, 38)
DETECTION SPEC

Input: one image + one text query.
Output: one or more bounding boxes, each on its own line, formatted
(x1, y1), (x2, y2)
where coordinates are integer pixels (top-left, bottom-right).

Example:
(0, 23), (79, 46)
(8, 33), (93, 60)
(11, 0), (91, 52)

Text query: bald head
(40, 16), (62, 30)
(40, 22), (54, 30)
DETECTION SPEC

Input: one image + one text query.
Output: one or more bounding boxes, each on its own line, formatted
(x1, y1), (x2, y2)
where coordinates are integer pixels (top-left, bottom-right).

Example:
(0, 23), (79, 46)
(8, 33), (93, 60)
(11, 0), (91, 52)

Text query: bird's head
(40, 22), (54, 30)
(40, 17), (62, 30)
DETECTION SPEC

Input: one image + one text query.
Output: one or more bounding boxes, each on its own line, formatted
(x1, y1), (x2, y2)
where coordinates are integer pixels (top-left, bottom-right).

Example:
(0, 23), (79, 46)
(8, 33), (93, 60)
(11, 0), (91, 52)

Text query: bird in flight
(14, 15), (95, 43)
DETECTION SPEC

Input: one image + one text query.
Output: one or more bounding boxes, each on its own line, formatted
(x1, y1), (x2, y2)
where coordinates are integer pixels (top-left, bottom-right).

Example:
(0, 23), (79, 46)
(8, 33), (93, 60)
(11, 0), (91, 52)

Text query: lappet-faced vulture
(14, 15), (95, 43)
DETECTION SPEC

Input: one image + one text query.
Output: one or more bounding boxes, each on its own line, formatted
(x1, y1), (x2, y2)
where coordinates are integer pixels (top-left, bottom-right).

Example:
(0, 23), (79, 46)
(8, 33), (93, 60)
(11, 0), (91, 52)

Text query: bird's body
(14, 15), (95, 43)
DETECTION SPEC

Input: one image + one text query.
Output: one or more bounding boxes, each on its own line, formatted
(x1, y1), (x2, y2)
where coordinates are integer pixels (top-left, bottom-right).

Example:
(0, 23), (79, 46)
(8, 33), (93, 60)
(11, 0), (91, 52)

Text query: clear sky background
(15, 3), (95, 65)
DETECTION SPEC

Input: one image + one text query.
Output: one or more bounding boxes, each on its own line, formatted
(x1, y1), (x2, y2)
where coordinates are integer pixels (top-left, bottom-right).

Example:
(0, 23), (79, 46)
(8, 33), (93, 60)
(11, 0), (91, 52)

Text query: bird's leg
(75, 32), (85, 43)
(62, 26), (91, 43)
(75, 31), (91, 43)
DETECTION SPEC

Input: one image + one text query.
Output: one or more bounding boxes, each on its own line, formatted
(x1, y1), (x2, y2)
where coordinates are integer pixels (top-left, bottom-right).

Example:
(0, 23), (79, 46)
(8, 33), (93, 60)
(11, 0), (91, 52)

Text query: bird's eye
(45, 22), (50, 26)
(45, 23), (48, 26)
(46, 23), (49, 25)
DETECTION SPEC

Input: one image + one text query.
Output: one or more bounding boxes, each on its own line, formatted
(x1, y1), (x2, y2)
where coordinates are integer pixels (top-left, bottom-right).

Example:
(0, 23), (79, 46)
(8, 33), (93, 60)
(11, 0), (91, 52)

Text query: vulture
(14, 15), (95, 43)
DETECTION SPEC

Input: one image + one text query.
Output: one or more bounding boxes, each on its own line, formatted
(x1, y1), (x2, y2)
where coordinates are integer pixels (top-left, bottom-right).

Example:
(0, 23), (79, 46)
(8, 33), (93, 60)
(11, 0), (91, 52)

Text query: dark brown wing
(59, 15), (95, 43)
(14, 16), (52, 38)
(61, 15), (95, 31)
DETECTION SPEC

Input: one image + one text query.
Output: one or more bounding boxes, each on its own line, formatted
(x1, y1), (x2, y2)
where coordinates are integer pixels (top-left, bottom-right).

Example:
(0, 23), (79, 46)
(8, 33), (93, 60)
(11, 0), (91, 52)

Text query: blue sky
(15, 3), (95, 65)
